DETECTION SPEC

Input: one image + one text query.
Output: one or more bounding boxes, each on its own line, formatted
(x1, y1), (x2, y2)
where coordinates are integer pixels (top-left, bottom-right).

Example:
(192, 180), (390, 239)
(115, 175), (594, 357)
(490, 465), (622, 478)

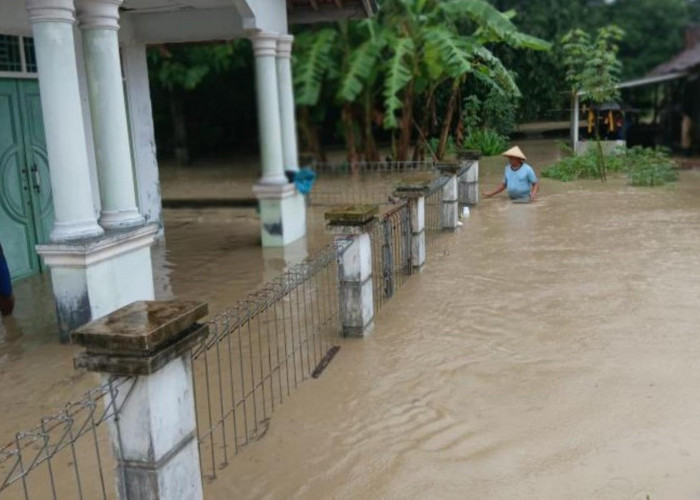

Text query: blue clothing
(503, 163), (538, 200)
(0, 244), (11, 297)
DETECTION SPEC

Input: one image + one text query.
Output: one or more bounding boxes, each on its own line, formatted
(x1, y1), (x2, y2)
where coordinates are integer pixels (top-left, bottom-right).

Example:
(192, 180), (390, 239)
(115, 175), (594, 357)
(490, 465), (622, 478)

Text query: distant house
(571, 26), (700, 153)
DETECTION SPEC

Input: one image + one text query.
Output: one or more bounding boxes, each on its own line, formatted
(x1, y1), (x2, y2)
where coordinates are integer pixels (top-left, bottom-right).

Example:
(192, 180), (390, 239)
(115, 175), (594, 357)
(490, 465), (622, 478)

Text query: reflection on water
(3, 140), (700, 499)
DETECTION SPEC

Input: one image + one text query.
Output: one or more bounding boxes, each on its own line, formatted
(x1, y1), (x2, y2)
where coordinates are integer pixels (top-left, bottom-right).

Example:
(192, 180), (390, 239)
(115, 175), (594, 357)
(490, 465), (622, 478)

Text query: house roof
(288, 0), (377, 24)
(649, 43), (700, 76)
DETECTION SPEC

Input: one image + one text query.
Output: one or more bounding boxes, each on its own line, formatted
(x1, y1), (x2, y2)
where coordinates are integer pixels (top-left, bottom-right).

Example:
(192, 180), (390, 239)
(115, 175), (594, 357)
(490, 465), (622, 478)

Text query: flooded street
(208, 154), (700, 498)
(3, 140), (700, 498)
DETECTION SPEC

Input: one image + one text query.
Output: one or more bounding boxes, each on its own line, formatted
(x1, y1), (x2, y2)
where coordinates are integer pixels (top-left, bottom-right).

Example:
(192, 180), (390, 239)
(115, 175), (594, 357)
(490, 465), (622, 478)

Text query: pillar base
(37, 224), (158, 341)
(99, 209), (146, 230)
(50, 219), (105, 242)
(253, 182), (306, 247)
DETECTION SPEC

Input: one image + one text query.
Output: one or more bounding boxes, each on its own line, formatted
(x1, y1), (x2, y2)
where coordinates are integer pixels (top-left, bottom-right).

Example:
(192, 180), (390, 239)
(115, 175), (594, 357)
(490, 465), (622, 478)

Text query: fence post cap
(436, 162), (461, 175)
(71, 300), (209, 376)
(324, 204), (378, 226)
(394, 173), (435, 197)
(458, 149), (481, 160)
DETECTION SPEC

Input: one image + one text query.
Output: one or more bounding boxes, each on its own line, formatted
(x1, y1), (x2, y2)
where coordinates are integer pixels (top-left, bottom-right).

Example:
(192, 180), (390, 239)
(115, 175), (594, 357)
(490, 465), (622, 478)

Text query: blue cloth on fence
(0, 244), (12, 297)
(293, 168), (316, 195)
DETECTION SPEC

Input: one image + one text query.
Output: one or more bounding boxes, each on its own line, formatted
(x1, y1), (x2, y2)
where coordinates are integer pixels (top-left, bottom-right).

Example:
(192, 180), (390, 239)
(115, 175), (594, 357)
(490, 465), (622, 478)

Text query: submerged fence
(0, 158), (474, 499)
(368, 203), (413, 314)
(192, 242), (344, 481)
(0, 377), (133, 499)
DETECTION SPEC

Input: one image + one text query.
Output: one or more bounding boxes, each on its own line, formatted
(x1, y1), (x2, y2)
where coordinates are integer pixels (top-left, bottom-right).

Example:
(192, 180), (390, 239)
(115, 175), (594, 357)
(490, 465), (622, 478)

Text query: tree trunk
(298, 107), (325, 162)
(169, 90), (190, 166)
(397, 81), (415, 162)
(342, 103), (359, 169)
(436, 78), (462, 160)
(363, 91), (380, 162)
(413, 87), (436, 162)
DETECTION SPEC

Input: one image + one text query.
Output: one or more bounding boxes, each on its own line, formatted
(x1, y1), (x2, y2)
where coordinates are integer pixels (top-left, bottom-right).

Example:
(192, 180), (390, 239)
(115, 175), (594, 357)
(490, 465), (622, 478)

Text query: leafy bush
(625, 147), (678, 186)
(428, 135), (457, 158)
(542, 145), (677, 186)
(463, 127), (510, 156)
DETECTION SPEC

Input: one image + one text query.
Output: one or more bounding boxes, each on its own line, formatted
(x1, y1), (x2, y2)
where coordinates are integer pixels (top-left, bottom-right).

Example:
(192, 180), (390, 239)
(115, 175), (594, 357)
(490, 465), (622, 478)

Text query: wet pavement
(4, 140), (700, 498)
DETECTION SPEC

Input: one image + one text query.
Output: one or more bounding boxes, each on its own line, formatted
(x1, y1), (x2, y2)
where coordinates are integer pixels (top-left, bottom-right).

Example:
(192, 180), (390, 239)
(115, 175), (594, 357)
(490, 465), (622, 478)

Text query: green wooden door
(0, 79), (53, 280)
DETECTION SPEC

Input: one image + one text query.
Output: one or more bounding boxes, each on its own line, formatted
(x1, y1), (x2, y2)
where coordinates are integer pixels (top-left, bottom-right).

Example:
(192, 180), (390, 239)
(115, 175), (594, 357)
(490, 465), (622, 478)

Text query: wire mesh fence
(0, 376), (135, 500)
(311, 160), (437, 176)
(425, 176), (448, 250)
(368, 203), (413, 314)
(192, 242), (346, 482)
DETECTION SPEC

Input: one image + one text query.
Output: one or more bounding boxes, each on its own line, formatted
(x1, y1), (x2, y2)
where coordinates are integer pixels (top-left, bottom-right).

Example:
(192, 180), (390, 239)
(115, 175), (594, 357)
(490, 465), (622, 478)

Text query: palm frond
(382, 37), (415, 128)
(293, 29), (338, 106)
(338, 38), (382, 102)
(423, 27), (473, 78)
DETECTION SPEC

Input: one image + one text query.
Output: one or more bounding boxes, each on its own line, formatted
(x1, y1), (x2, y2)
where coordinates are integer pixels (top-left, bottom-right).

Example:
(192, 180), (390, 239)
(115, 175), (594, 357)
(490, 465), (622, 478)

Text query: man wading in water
(484, 146), (539, 203)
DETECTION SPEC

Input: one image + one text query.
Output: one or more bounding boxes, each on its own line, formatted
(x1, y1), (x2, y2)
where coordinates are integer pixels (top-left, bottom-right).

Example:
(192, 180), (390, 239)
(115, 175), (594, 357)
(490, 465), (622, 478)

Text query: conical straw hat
(501, 146), (527, 160)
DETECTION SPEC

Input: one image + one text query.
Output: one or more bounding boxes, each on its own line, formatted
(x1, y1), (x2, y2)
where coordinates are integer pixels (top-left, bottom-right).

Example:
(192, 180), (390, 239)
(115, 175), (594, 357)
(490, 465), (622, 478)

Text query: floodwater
(3, 139), (700, 498)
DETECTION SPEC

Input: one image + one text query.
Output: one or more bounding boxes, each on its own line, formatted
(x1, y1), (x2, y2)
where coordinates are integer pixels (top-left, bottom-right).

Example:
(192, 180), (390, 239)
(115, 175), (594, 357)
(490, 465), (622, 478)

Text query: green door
(0, 79), (53, 281)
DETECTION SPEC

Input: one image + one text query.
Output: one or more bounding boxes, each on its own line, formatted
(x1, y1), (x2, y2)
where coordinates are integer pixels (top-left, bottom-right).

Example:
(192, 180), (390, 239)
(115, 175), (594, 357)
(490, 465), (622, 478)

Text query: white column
(250, 31), (287, 185)
(571, 93), (580, 151)
(77, 0), (144, 229)
(26, 0), (104, 242)
(276, 35), (299, 172)
(122, 43), (163, 235)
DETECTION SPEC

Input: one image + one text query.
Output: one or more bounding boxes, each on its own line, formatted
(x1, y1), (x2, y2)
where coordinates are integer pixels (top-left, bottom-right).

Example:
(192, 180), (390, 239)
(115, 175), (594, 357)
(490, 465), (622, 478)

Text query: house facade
(0, 0), (374, 339)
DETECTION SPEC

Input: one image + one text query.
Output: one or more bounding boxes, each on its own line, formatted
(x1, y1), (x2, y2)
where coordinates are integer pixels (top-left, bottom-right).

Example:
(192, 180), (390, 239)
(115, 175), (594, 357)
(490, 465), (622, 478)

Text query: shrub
(542, 145), (677, 186)
(463, 127), (509, 156)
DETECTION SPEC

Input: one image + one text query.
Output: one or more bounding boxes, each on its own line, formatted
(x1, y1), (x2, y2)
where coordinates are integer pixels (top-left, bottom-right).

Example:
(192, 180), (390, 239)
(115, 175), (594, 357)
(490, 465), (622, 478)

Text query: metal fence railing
(425, 176), (449, 249)
(311, 160), (437, 176)
(0, 376), (135, 499)
(368, 203), (413, 314)
(192, 242), (346, 482)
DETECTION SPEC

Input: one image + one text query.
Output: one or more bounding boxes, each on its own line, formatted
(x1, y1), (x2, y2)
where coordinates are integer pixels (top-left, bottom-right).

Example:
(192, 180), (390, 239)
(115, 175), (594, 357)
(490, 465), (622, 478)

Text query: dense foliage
(292, 0), (549, 162)
(492, 0), (700, 121)
(542, 145), (678, 186)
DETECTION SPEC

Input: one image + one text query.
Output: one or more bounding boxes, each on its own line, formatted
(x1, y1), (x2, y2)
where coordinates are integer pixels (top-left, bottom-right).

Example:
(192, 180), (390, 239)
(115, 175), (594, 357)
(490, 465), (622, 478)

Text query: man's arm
(530, 181), (539, 200)
(484, 183), (506, 197)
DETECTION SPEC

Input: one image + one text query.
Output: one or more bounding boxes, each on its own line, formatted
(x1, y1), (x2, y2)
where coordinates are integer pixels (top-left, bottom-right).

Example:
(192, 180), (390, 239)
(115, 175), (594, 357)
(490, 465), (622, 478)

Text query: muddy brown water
(3, 140), (700, 498)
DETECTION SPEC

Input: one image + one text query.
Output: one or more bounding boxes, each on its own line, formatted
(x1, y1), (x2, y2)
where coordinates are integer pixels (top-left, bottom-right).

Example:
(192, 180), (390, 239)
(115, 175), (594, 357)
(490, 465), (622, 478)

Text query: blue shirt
(503, 163), (538, 200)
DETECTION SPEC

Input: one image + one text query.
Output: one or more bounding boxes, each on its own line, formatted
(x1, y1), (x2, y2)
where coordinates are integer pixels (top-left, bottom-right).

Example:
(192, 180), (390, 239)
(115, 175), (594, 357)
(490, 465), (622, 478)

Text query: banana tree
(380, 0), (550, 160)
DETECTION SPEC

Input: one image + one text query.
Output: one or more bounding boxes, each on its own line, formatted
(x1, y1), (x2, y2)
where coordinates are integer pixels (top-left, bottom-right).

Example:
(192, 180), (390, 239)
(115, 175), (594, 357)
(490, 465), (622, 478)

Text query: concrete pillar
(250, 31), (287, 185)
(571, 93), (580, 150)
(250, 31), (306, 247)
(276, 35), (299, 172)
(26, 0), (104, 242)
(37, 224), (158, 341)
(458, 150), (480, 207)
(78, 0), (144, 230)
(395, 177), (431, 270)
(437, 164), (459, 231)
(325, 206), (377, 337)
(72, 300), (208, 500)
(122, 43), (163, 235)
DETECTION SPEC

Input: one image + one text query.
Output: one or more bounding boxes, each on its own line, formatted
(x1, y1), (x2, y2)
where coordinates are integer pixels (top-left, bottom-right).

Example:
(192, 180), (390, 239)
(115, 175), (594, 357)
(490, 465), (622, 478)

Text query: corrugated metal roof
(649, 43), (700, 76)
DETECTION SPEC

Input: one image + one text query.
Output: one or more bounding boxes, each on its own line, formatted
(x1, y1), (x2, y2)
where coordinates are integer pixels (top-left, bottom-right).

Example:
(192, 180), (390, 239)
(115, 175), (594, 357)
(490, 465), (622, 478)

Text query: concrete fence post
(324, 205), (378, 338)
(437, 163), (460, 231)
(71, 300), (209, 500)
(458, 150), (481, 207)
(395, 175), (432, 270)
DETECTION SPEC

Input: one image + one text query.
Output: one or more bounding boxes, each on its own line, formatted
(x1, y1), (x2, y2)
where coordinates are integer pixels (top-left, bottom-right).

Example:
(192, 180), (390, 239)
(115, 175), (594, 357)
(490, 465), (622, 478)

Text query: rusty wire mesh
(192, 241), (348, 482)
(425, 176), (450, 250)
(368, 203), (413, 314)
(0, 376), (135, 500)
